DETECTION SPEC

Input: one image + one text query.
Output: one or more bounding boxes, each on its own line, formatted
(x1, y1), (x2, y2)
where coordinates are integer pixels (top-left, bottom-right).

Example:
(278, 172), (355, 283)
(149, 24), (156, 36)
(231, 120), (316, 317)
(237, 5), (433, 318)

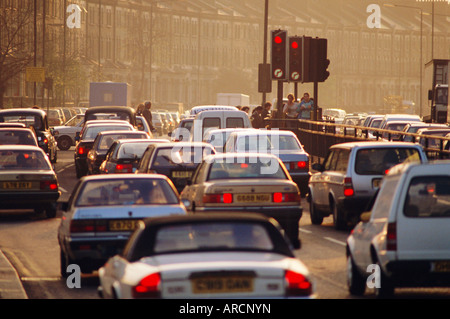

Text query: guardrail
(265, 118), (450, 161)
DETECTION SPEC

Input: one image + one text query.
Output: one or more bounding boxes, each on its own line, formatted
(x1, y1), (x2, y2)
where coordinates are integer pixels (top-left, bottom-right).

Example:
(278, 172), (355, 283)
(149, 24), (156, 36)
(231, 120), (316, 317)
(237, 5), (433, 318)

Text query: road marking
(324, 237), (346, 246)
(59, 186), (68, 193)
(56, 163), (74, 174)
(20, 277), (61, 282)
(300, 228), (312, 234)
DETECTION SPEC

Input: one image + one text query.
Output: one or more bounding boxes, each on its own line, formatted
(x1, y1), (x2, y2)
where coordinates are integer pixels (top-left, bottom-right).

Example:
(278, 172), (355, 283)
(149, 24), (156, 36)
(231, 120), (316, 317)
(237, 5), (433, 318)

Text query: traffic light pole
(313, 81), (318, 121)
(277, 80), (284, 119)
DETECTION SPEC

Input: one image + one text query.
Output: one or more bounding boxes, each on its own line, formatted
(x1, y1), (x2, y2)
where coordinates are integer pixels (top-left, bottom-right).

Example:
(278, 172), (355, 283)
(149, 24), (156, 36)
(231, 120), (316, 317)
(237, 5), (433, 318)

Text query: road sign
(26, 67), (45, 83)
(273, 68), (284, 79)
(291, 71), (300, 81)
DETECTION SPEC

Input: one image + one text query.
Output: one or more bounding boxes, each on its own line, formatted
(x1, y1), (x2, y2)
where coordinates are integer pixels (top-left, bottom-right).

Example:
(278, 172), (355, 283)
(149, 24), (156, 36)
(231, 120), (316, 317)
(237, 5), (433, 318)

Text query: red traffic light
(274, 36), (283, 44)
(291, 41), (299, 49)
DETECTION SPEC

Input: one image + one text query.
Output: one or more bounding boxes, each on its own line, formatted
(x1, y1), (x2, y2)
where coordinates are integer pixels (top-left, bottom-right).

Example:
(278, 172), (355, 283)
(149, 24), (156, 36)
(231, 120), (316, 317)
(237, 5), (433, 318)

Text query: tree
(0, 2), (35, 108)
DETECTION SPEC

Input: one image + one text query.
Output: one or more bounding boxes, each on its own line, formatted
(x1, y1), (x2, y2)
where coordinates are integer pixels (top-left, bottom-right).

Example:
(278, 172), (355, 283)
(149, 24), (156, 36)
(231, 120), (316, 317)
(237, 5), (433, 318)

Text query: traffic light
(271, 30), (287, 81)
(288, 36), (302, 82)
(309, 38), (330, 82)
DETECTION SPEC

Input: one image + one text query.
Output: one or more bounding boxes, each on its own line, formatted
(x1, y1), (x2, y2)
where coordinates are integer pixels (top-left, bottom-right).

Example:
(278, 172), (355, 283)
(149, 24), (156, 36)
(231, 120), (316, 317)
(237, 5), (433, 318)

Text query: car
(47, 108), (66, 127)
(188, 105), (238, 117)
(378, 114), (421, 131)
(307, 141), (428, 230)
(346, 160), (450, 298)
(224, 130), (311, 196)
(74, 121), (135, 178)
(415, 128), (450, 150)
(0, 108), (58, 163)
(152, 112), (165, 136)
(322, 108), (346, 123)
(57, 174), (186, 276)
(169, 117), (194, 142)
(86, 130), (150, 175)
(0, 145), (60, 218)
(136, 115), (154, 138)
(136, 142), (215, 193)
(97, 213), (315, 299)
(180, 153), (303, 248)
(0, 127), (38, 146)
(0, 122), (27, 128)
(399, 122), (448, 143)
(53, 114), (85, 150)
(99, 139), (169, 174)
(380, 120), (413, 141)
(202, 128), (257, 153)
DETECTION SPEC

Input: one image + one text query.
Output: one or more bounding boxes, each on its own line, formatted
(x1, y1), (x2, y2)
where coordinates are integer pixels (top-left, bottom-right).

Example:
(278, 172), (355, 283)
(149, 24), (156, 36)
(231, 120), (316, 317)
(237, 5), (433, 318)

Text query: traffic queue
(0, 104), (449, 299)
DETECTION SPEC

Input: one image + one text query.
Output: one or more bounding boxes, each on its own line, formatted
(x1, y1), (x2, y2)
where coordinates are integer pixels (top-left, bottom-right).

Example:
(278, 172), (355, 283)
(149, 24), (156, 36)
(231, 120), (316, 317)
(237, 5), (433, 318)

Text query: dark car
(0, 108), (58, 163)
(99, 139), (169, 174)
(74, 122), (135, 178)
(136, 142), (215, 193)
(0, 127), (38, 146)
(84, 106), (137, 127)
(86, 130), (149, 175)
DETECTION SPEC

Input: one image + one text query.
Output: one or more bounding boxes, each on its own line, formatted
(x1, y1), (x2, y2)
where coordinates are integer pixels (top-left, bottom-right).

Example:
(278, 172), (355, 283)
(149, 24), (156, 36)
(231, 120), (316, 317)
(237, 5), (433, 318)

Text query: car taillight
(273, 192), (300, 203)
(78, 146), (89, 155)
(290, 161), (309, 171)
(115, 164), (133, 173)
(70, 220), (107, 233)
(386, 222), (397, 251)
(285, 270), (312, 297)
(343, 177), (354, 197)
(40, 180), (58, 190)
(132, 273), (161, 298)
(203, 193), (233, 204)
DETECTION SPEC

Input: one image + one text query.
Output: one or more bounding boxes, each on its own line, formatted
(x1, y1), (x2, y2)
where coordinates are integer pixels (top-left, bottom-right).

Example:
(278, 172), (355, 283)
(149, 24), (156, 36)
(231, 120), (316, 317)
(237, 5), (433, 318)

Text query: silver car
(308, 141), (428, 230)
(58, 174), (186, 276)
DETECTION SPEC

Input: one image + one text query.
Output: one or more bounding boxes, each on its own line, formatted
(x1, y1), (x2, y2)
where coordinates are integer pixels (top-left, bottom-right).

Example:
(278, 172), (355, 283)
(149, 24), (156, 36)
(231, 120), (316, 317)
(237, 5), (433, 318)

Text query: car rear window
(0, 131), (37, 146)
(355, 148), (421, 175)
(403, 176), (450, 218)
(207, 158), (287, 180)
(83, 125), (132, 139)
(0, 150), (50, 170)
(153, 146), (214, 167)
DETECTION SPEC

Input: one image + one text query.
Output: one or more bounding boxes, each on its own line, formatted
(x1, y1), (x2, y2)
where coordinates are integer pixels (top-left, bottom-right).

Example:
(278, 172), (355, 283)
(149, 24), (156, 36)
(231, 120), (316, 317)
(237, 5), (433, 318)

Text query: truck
(423, 59), (449, 123)
(216, 93), (250, 107)
(89, 82), (132, 107)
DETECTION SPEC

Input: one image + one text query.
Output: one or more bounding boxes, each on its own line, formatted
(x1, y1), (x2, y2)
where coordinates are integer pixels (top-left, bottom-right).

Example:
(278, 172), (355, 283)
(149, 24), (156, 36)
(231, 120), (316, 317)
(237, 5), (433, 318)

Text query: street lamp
(384, 4), (424, 117)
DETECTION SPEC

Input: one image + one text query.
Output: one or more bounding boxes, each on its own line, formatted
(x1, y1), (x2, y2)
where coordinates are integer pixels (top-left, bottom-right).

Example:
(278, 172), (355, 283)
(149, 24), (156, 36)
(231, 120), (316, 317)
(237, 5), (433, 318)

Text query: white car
(98, 213), (315, 299)
(52, 114), (85, 150)
(346, 160), (450, 297)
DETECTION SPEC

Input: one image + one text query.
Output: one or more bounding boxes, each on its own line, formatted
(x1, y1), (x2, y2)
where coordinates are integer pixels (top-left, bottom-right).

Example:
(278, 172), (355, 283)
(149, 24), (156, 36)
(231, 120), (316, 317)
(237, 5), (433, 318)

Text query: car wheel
(45, 203), (57, 218)
(309, 193), (324, 225)
(332, 201), (346, 230)
(347, 254), (366, 296)
(374, 261), (395, 298)
(57, 136), (72, 151)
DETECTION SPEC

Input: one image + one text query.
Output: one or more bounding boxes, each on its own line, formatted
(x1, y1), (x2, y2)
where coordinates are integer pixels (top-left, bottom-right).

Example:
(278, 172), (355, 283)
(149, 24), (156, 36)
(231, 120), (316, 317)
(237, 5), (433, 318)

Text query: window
(324, 150), (338, 171)
(202, 118), (220, 136)
(370, 176), (400, 220)
(226, 117), (244, 128)
(335, 149), (349, 172)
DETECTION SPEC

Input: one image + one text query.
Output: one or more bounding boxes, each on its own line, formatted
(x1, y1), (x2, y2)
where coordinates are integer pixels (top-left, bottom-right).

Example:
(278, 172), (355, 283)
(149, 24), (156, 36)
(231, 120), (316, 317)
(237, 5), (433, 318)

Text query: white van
(189, 110), (252, 142)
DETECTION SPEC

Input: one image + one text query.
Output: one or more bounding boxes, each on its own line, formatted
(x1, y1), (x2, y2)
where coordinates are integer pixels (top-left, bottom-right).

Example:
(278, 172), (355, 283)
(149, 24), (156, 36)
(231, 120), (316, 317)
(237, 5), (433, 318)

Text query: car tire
(332, 201), (346, 230)
(347, 254), (366, 296)
(57, 136), (72, 151)
(374, 261), (395, 298)
(45, 203), (57, 218)
(309, 194), (324, 225)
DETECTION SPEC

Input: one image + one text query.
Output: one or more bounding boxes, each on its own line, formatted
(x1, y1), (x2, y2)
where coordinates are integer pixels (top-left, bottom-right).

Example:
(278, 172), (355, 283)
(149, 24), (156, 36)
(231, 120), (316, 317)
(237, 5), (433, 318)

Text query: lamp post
(384, 4), (424, 117)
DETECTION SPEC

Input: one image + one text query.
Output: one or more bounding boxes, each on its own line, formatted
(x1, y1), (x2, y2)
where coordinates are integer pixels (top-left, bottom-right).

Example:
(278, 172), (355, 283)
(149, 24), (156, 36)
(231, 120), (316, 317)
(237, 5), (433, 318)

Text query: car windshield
(207, 158), (287, 180)
(404, 176), (450, 218)
(0, 131), (37, 146)
(236, 134), (301, 152)
(152, 222), (274, 254)
(83, 125), (132, 139)
(153, 146), (214, 166)
(0, 114), (44, 130)
(355, 148), (421, 175)
(75, 179), (179, 207)
(0, 150), (50, 170)
(98, 133), (146, 151)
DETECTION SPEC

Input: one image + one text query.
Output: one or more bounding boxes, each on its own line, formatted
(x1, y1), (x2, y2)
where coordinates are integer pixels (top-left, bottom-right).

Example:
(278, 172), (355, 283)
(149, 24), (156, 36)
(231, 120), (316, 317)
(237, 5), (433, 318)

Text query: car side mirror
(360, 211), (371, 223)
(311, 163), (324, 172)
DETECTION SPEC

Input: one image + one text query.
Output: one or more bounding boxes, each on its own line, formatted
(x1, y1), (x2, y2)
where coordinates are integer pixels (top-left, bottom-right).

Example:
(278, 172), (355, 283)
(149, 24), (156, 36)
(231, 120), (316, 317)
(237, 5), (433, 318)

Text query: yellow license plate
(109, 220), (140, 231)
(372, 179), (381, 189)
(172, 171), (192, 178)
(235, 194), (271, 203)
(434, 261), (450, 273)
(192, 276), (254, 294)
(3, 182), (32, 189)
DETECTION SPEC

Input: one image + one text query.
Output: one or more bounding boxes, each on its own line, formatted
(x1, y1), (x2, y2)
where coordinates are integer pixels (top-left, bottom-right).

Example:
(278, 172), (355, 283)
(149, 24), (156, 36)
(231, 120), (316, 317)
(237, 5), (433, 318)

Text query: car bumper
(386, 260), (450, 287)
(289, 172), (311, 194)
(337, 195), (373, 219)
(0, 192), (60, 209)
(66, 236), (130, 263)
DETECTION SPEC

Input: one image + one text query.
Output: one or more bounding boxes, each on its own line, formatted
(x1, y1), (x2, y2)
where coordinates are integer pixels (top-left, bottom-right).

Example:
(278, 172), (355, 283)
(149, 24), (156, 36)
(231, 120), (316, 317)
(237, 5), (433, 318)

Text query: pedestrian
(261, 101), (272, 120)
(241, 106), (250, 116)
(283, 93), (299, 128)
(136, 103), (145, 116)
(298, 92), (314, 119)
(142, 101), (156, 132)
(251, 106), (265, 129)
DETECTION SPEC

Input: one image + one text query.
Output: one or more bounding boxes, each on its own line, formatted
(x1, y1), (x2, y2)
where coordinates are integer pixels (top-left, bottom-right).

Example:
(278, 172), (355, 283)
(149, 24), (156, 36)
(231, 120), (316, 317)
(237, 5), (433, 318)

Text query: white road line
(324, 237), (347, 246)
(56, 163), (74, 174)
(59, 186), (68, 193)
(20, 277), (61, 282)
(300, 228), (312, 234)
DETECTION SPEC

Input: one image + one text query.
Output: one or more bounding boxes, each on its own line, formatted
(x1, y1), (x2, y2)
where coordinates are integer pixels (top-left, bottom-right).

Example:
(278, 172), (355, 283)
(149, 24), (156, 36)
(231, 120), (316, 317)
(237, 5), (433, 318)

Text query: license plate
(372, 178), (381, 189)
(172, 171), (192, 178)
(3, 182), (32, 189)
(192, 276), (254, 294)
(433, 261), (450, 273)
(235, 194), (271, 203)
(109, 220), (140, 231)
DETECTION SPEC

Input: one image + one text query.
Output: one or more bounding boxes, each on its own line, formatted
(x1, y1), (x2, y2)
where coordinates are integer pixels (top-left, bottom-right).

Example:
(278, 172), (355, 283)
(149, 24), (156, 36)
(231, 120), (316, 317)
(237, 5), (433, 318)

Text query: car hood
(72, 205), (186, 219)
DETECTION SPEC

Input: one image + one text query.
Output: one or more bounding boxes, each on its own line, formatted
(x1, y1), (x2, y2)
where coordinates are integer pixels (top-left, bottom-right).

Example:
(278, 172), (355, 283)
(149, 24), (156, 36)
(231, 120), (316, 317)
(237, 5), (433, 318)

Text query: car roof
(204, 152), (281, 161)
(0, 144), (44, 151)
(417, 128), (450, 134)
(116, 138), (167, 144)
(97, 130), (146, 136)
(330, 141), (422, 149)
(387, 160), (450, 177)
(0, 127), (35, 132)
(80, 173), (169, 182)
(230, 130), (297, 137)
(0, 108), (46, 116)
(152, 142), (213, 148)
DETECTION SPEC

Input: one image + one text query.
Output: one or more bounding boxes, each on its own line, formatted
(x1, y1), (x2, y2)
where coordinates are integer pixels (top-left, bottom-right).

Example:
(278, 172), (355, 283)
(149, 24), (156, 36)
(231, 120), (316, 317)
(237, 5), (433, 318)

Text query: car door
(315, 149), (339, 207)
